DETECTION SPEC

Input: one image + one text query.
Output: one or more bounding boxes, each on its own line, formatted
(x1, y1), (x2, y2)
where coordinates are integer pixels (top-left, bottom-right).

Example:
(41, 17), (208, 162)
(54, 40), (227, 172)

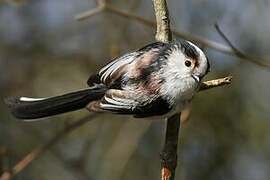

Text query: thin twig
(199, 76), (232, 91)
(214, 23), (270, 68)
(106, 5), (155, 27)
(75, 4), (105, 20)
(0, 114), (97, 180)
(214, 23), (241, 54)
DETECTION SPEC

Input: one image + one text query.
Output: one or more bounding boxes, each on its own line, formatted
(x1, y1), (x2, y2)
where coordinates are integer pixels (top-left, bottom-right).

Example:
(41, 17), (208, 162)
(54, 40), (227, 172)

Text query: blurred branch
(98, 120), (152, 180)
(75, 5), (104, 20)
(0, 114), (97, 180)
(75, 0), (106, 20)
(214, 23), (270, 68)
(199, 76), (232, 91)
(106, 5), (155, 27)
(76, 3), (270, 69)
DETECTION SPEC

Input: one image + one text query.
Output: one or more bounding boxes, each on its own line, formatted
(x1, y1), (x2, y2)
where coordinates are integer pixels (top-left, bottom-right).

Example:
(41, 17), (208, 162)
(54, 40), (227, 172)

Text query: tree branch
(75, 0), (106, 20)
(214, 23), (270, 68)
(199, 76), (232, 91)
(0, 114), (97, 180)
(160, 113), (181, 180)
(75, 5), (105, 20)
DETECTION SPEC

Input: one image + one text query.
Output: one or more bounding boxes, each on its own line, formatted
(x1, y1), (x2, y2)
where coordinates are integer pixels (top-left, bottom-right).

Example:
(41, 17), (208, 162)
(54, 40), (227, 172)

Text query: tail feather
(5, 86), (106, 120)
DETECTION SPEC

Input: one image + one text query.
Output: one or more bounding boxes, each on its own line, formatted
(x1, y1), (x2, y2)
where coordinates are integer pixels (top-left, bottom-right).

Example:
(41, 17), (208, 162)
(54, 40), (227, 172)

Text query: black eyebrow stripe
(179, 41), (199, 60)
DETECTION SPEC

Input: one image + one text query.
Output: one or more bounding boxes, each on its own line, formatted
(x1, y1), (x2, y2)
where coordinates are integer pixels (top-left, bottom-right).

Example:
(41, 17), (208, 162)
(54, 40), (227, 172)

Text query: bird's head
(164, 41), (210, 83)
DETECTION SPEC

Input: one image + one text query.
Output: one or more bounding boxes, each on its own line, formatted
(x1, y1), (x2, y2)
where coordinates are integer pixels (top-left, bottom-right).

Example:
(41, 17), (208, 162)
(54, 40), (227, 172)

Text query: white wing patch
(99, 52), (138, 83)
(104, 96), (128, 106)
(101, 95), (134, 109)
(20, 97), (46, 102)
(99, 90), (139, 112)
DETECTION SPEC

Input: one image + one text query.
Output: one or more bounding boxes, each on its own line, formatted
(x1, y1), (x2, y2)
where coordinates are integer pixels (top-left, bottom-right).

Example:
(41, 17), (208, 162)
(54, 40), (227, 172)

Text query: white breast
(159, 49), (199, 108)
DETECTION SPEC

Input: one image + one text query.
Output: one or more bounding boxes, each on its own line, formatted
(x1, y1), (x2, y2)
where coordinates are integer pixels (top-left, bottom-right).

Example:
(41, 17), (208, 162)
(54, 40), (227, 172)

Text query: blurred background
(1, 0), (270, 179)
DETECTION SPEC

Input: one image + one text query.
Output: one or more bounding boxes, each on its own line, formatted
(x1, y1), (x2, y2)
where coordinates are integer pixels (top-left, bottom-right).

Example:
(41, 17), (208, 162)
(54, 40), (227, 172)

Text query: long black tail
(4, 86), (107, 120)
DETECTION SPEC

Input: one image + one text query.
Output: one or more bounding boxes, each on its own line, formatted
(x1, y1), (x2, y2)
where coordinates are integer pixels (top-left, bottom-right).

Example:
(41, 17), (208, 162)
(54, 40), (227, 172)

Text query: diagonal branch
(214, 23), (270, 68)
(75, 0), (106, 20)
(75, 5), (105, 20)
(0, 114), (97, 180)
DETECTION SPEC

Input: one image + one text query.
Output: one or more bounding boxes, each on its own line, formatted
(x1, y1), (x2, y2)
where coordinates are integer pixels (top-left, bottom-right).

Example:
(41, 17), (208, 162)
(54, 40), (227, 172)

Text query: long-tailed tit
(5, 41), (210, 120)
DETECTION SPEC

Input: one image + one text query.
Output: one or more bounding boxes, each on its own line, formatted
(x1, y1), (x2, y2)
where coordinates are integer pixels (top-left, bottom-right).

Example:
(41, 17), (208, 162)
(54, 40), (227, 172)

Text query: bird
(4, 41), (210, 121)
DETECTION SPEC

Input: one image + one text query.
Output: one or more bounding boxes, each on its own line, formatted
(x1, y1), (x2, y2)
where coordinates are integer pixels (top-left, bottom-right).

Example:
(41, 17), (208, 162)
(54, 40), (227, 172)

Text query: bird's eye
(185, 60), (192, 67)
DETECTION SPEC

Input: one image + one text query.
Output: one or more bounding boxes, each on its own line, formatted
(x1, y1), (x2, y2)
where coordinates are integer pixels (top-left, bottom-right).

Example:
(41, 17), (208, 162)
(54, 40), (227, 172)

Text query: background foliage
(1, 0), (270, 179)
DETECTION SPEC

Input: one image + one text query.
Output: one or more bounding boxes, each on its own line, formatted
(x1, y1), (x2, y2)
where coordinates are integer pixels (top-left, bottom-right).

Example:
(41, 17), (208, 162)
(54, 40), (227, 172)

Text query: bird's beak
(191, 75), (201, 83)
